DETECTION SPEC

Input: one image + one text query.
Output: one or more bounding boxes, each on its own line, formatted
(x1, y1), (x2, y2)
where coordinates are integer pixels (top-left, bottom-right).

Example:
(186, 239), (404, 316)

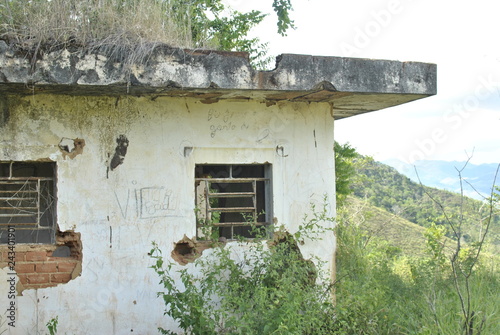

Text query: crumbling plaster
(0, 93), (335, 334)
(0, 42), (436, 334)
(0, 42), (436, 119)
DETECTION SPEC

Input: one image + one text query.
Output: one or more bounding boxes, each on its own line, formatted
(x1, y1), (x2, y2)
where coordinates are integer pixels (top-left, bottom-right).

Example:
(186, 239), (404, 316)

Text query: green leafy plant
(150, 215), (337, 334)
(416, 161), (500, 334)
(295, 195), (335, 243)
(46, 316), (58, 335)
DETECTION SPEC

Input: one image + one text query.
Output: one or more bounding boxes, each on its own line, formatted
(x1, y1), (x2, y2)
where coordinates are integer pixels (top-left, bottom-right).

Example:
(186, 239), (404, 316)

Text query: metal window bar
(195, 177), (270, 238)
(0, 177), (53, 229)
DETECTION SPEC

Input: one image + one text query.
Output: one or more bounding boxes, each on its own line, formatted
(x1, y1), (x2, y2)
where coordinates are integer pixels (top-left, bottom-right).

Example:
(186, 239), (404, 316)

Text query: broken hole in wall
(171, 235), (214, 266)
(59, 138), (85, 159)
(0, 229), (82, 294)
(55, 230), (83, 261)
(268, 230), (317, 286)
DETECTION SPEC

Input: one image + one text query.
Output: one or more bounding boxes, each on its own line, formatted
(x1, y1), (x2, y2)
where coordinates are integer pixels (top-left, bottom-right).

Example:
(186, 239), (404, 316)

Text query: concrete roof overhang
(0, 42), (436, 119)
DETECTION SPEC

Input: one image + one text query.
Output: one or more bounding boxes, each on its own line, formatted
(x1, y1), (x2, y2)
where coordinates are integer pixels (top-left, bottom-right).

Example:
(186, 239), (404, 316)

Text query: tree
(334, 141), (371, 207)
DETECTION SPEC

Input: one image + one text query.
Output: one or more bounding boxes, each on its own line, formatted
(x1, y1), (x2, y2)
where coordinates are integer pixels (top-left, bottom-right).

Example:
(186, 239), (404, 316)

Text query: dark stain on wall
(0, 96), (9, 126)
(110, 135), (129, 171)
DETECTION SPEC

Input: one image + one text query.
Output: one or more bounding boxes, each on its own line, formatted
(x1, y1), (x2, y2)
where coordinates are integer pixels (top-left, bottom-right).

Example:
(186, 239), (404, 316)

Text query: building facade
(0, 44), (436, 334)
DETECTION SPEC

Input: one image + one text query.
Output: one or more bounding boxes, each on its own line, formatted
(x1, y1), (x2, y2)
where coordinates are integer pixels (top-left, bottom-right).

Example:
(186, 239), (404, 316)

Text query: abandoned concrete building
(0, 42), (436, 334)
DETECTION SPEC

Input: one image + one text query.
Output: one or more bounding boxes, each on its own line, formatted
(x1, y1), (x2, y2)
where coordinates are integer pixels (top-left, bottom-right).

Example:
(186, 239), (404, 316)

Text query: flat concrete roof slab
(0, 42), (436, 119)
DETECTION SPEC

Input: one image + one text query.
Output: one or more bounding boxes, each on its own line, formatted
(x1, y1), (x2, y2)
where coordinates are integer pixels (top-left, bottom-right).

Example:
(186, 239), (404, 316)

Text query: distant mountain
(383, 159), (500, 200)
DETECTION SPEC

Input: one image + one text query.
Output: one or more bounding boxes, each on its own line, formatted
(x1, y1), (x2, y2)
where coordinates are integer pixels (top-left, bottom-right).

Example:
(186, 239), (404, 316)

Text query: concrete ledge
(0, 41), (436, 118)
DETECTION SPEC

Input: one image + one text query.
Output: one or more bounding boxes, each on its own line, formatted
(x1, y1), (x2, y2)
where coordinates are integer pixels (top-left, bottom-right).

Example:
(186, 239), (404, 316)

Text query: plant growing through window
(195, 164), (272, 240)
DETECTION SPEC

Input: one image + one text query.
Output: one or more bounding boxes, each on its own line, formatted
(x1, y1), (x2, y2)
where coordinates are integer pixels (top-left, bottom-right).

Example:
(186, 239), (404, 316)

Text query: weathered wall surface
(0, 94), (335, 334)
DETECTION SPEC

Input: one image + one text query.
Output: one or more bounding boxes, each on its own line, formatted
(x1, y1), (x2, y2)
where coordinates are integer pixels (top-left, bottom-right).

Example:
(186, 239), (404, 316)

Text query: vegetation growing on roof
(0, 0), (294, 68)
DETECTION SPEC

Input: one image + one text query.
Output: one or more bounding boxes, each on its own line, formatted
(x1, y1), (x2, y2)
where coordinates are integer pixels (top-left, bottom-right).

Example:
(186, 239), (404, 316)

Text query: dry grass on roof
(0, 0), (216, 65)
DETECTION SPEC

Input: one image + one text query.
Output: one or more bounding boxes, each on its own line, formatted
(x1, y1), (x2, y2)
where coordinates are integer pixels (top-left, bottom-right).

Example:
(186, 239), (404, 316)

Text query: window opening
(195, 164), (272, 240)
(0, 161), (57, 244)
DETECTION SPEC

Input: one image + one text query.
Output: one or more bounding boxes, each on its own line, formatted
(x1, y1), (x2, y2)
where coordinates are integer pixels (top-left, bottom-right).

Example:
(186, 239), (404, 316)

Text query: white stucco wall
(0, 94), (336, 334)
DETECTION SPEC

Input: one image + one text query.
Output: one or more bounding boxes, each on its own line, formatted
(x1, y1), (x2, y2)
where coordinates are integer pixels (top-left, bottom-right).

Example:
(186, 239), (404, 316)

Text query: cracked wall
(0, 93), (336, 335)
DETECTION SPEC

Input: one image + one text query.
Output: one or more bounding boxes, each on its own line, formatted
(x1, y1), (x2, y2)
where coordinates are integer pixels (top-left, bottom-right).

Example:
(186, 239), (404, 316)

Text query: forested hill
(349, 157), (500, 249)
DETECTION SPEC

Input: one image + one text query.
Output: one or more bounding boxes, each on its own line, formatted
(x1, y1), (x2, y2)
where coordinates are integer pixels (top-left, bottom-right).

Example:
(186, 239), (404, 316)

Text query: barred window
(0, 161), (57, 244)
(195, 164), (272, 240)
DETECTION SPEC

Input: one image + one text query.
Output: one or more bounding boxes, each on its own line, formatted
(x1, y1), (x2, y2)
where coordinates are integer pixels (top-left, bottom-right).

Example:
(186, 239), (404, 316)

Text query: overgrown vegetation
(150, 143), (500, 334)
(335, 201), (500, 334)
(150, 222), (338, 334)
(0, 0), (293, 68)
(335, 142), (500, 334)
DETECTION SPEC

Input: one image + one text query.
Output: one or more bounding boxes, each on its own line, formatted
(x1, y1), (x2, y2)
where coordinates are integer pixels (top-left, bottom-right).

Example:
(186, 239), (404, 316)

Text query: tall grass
(0, 0), (199, 48)
(0, 0), (219, 68)
(335, 202), (500, 334)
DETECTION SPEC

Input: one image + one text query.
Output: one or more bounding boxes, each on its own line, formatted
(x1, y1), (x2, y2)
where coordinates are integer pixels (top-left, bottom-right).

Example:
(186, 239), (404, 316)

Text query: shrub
(150, 227), (337, 334)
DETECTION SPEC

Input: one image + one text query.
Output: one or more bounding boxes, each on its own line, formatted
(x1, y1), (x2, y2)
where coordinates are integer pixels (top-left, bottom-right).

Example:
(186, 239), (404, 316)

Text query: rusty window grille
(0, 161), (57, 244)
(195, 164), (272, 240)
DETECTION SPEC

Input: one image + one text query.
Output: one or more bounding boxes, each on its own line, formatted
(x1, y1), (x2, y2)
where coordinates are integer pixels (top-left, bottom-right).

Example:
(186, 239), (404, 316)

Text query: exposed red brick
(13, 251), (25, 262)
(26, 273), (50, 284)
(35, 262), (58, 273)
(0, 249), (26, 262)
(20, 252), (27, 262)
(1, 229), (82, 293)
(25, 251), (48, 262)
(50, 273), (71, 283)
(14, 263), (35, 273)
(17, 274), (28, 285)
(57, 260), (78, 273)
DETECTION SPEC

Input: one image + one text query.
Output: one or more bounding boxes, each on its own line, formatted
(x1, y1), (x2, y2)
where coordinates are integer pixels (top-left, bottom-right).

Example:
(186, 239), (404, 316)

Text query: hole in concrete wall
(268, 230), (317, 286)
(110, 135), (129, 171)
(59, 138), (85, 159)
(1, 228), (82, 295)
(171, 235), (213, 266)
(55, 230), (83, 261)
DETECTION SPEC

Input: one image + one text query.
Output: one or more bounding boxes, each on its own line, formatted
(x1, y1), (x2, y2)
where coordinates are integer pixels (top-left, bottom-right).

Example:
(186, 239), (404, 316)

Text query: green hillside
(345, 196), (442, 256)
(349, 157), (500, 253)
(334, 151), (500, 335)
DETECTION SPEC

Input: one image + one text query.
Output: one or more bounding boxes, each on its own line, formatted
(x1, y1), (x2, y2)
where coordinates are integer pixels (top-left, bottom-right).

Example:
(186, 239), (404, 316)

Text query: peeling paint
(0, 94), (337, 333)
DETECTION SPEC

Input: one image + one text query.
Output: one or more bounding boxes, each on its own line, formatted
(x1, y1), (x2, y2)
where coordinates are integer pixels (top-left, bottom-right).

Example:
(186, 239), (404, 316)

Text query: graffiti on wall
(114, 185), (177, 220)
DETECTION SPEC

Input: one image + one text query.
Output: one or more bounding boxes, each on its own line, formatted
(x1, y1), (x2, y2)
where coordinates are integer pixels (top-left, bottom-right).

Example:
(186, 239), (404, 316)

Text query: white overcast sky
(225, 0), (500, 164)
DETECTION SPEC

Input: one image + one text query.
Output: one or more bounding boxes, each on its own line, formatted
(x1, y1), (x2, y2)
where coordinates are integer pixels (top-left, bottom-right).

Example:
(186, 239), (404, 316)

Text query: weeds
(335, 195), (500, 334)
(0, 0), (287, 69)
(150, 207), (337, 334)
